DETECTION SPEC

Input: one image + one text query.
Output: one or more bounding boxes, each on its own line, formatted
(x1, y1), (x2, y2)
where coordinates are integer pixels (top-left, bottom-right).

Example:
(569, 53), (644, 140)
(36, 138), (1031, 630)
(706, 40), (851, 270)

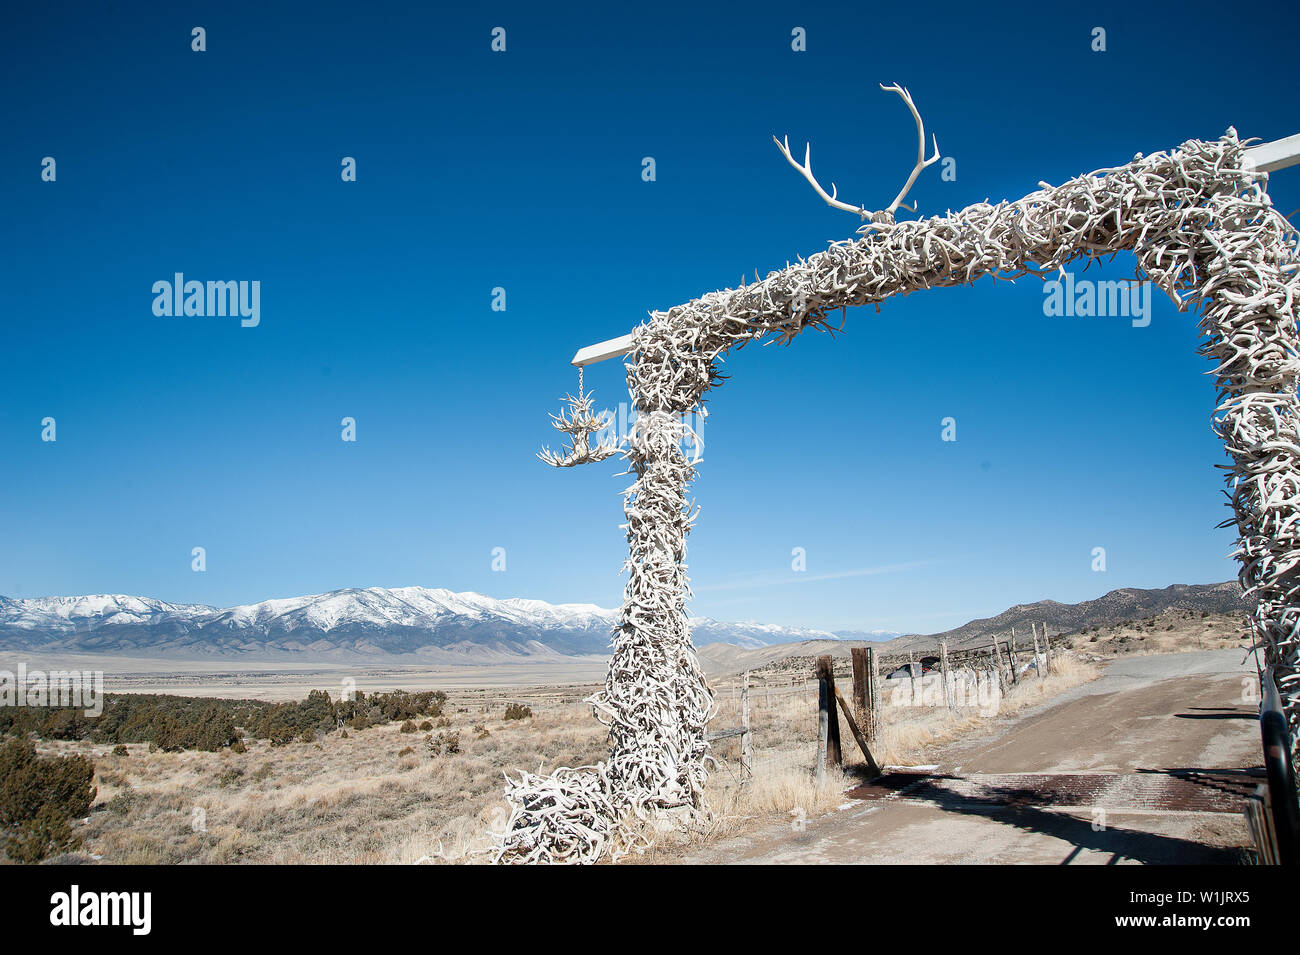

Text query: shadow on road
(855, 772), (1249, 864)
(1174, 712), (1255, 720)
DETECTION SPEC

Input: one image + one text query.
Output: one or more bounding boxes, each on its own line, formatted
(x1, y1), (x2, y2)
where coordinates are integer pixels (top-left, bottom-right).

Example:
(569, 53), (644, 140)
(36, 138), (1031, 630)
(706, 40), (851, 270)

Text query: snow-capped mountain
(832, 628), (906, 644)
(0, 588), (847, 661)
(689, 619), (839, 650)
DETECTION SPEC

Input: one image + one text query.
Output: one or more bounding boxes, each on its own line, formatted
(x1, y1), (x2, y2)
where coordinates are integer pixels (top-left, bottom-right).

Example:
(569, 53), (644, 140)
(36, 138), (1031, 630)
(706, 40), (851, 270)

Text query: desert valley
(0, 580), (1259, 865)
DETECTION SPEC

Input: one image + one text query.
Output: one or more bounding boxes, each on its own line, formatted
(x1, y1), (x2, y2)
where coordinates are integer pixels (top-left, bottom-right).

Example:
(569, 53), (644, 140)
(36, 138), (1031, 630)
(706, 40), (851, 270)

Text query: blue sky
(2, 0), (1298, 634)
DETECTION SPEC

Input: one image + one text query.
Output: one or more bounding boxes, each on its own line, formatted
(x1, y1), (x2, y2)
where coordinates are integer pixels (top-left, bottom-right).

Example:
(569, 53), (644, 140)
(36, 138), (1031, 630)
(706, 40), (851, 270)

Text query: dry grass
(1070, 610), (1244, 658)
(43, 695), (607, 865)
(36, 652), (1099, 865)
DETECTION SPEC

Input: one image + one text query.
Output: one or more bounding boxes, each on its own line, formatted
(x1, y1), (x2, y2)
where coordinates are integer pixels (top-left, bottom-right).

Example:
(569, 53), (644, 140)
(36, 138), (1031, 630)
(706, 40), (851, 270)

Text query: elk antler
(773, 82), (940, 230)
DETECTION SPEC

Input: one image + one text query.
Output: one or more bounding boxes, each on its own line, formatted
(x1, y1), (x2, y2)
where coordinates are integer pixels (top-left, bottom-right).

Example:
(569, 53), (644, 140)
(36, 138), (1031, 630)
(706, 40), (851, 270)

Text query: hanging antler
(538, 389), (619, 467)
(773, 82), (940, 230)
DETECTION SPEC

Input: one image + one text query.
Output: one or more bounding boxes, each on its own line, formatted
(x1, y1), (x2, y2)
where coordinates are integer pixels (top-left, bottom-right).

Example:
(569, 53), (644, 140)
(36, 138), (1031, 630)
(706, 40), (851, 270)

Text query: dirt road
(690, 649), (1263, 864)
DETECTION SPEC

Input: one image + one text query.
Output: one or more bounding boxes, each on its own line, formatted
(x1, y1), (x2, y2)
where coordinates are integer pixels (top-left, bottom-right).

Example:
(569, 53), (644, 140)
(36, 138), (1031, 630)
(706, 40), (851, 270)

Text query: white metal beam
(1246, 133), (1300, 173)
(567, 133), (1300, 367)
(571, 333), (634, 367)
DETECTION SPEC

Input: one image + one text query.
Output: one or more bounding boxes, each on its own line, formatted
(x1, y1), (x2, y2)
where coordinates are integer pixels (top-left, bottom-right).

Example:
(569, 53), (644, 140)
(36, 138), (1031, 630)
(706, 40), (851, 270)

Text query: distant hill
(696, 581), (1246, 674)
(883, 581), (1245, 653)
(832, 629), (905, 643)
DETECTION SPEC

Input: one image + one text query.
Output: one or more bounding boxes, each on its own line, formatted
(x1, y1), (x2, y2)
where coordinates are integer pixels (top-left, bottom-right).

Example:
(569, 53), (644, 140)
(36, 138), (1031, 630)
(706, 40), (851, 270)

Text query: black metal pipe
(1261, 666), (1300, 864)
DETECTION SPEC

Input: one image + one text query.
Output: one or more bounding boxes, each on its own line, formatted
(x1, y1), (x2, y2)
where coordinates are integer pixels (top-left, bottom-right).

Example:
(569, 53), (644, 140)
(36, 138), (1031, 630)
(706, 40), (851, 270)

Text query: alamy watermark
(889, 670), (1002, 717)
(152, 273), (260, 327)
(0, 664), (104, 717)
(50, 885), (150, 935)
(594, 402), (705, 458)
(1043, 272), (1150, 327)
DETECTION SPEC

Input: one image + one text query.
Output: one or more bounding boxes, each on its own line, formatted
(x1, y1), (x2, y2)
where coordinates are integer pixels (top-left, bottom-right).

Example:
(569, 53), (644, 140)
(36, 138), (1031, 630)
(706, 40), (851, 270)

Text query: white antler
(771, 137), (868, 217)
(879, 83), (941, 215)
(773, 82), (940, 228)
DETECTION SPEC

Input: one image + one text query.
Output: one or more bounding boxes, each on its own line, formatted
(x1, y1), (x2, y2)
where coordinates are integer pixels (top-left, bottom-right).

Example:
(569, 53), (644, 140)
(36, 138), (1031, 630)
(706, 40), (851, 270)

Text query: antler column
(594, 326), (714, 815)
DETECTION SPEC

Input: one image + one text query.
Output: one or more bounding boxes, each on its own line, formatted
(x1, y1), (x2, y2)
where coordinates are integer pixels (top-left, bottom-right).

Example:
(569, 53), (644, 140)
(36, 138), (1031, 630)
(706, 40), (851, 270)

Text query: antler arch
(500, 128), (1300, 864)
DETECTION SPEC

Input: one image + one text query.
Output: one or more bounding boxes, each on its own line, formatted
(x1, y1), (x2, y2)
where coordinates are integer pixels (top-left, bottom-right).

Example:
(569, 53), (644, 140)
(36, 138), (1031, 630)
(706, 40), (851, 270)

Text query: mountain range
(0, 581), (1244, 664)
(0, 587), (882, 662)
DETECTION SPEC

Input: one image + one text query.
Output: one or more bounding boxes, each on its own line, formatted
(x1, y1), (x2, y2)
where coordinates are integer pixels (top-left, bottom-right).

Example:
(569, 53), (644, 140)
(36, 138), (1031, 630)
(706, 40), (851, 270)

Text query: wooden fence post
(1031, 623), (1043, 676)
(868, 647), (882, 744)
(940, 639), (953, 710)
(831, 681), (883, 778)
(1006, 629), (1020, 685)
(816, 655), (842, 773)
(851, 647), (870, 734)
(740, 670), (752, 782)
(816, 665), (828, 784)
(1008, 623), (1019, 686)
(1043, 620), (1054, 674)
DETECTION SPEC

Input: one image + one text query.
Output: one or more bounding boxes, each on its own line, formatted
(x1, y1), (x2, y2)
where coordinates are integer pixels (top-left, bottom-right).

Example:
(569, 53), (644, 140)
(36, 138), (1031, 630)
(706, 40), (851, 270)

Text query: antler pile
(501, 127), (1300, 863)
